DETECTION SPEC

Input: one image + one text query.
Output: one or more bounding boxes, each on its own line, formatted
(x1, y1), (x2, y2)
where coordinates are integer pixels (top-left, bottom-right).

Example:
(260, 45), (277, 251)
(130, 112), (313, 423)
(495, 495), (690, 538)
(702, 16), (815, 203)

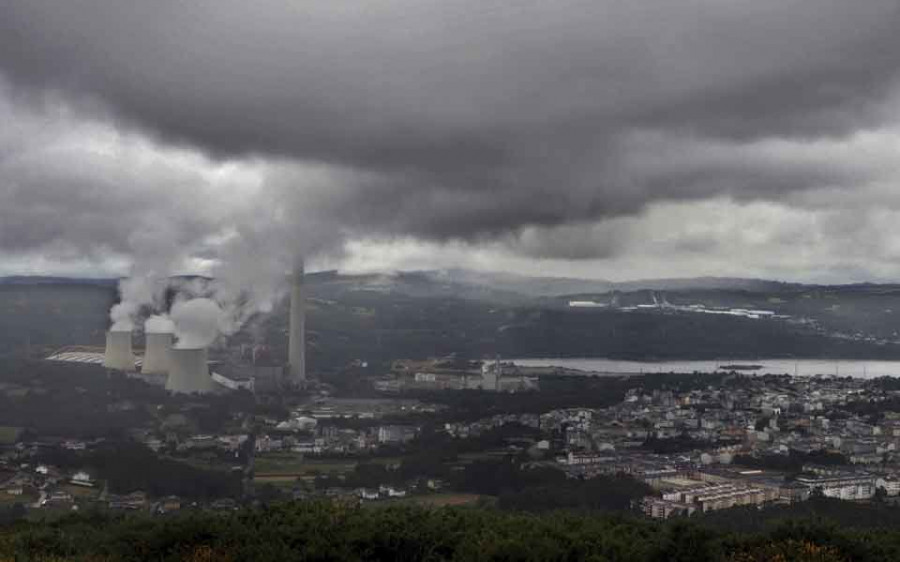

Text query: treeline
(407, 376), (635, 420)
(450, 459), (650, 512)
(496, 472), (652, 512)
(0, 359), (161, 438)
(0, 357), (261, 441)
(401, 372), (759, 423)
(642, 434), (719, 454)
(493, 308), (900, 360)
(36, 441), (241, 499)
(699, 496), (900, 534)
(10, 501), (900, 561)
(844, 395), (900, 422)
(314, 455), (652, 514)
(0, 283), (113, 354)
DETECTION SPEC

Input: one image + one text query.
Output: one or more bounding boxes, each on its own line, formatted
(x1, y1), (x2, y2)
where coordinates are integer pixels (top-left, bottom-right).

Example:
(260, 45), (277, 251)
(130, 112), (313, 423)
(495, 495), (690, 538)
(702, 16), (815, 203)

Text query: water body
(511, 358), (900, 379)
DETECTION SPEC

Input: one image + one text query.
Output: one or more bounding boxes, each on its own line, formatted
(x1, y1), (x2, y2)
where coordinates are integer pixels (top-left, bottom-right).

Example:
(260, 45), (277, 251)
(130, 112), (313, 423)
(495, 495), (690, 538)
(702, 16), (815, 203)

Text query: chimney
(103, 331), (135, 371)
(288, 260), (306, 384)
(165, 348), (216, 394)
(142, 332), (173, 375)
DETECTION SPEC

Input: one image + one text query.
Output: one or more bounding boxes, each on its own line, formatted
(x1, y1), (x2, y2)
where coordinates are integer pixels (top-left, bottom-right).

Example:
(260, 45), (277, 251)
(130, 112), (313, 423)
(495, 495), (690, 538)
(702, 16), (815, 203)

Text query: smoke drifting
(170, 298), (225, 349)
(144, 315), (175, 334)
(109, 276), (168, 331)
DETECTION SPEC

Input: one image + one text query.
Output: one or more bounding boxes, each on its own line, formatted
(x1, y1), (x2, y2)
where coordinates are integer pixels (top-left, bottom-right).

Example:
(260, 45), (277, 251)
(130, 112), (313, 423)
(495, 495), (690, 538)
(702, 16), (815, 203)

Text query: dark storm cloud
(0, 0), (899, 258)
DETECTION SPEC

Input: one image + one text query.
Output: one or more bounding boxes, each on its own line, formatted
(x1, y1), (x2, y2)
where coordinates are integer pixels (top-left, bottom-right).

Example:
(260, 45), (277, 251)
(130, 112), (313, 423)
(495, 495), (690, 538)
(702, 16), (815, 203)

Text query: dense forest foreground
(6, 500), (900, 561)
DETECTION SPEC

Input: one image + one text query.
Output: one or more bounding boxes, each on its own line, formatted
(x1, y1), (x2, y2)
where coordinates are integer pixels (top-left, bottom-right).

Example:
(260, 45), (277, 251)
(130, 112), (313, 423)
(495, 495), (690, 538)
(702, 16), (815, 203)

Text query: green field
(0, 426), (22, 444)
(254, 454), (357, 476)
(253, 475), (300, 488)
(164, 454), (237, 473)
(25, 506), (76, 522)
(383, 493), (486, 508)
(369, 457), (403, 468)
(0, 491), (36, 506)
(59, 484), (99, 499)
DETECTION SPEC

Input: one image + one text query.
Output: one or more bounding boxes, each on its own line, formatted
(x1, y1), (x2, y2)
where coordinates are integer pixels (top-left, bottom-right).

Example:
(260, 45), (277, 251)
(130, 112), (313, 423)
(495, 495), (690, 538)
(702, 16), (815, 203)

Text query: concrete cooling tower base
(165, 348), (216, 394)
(142, 332), (173, 375)
(104, 331), (135, 371)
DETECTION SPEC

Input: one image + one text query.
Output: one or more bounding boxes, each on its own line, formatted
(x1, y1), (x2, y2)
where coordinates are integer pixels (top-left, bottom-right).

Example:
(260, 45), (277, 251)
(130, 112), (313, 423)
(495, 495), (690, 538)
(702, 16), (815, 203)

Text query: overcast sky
(1, 1), (900, 283)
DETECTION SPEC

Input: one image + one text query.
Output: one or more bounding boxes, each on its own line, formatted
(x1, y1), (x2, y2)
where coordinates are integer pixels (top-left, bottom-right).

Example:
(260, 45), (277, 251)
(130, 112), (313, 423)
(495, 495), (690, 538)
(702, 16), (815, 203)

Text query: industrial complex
(46, 266), (309, 394)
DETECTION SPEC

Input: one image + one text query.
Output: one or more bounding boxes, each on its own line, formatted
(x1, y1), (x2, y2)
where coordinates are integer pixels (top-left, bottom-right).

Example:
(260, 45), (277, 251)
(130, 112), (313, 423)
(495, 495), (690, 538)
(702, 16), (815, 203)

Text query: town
(6, 354), (900, 522)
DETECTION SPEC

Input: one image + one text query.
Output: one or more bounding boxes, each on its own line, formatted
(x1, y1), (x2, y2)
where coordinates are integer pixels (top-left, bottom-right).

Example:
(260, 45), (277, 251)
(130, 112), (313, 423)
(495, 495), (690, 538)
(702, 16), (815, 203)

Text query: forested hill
(4, 500), (900, 561)
(5, 273), (900, 369)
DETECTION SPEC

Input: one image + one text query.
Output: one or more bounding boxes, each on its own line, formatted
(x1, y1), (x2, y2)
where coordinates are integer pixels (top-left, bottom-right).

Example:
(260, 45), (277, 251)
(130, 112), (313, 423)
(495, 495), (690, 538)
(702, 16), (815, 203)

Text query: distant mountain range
(4, 270), (900, 363)
(0, 270), (890, 297)
(0, 276), (117, 287)
(419, 269), (808, 296)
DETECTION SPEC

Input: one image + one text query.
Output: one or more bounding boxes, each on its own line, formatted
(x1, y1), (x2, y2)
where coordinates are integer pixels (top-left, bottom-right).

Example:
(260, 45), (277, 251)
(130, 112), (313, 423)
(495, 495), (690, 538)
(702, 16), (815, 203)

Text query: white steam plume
(110, 275), (166, 331)
(108, 164), (341, 344)
(144, 314), (175, 334)
(109, 223), (192, 331)
(171, 297), (226, 349)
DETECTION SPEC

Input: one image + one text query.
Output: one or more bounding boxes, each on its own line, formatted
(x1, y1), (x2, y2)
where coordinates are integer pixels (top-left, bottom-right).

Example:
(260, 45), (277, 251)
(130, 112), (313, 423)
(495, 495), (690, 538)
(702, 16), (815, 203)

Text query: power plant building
(50, 265), (311, 394)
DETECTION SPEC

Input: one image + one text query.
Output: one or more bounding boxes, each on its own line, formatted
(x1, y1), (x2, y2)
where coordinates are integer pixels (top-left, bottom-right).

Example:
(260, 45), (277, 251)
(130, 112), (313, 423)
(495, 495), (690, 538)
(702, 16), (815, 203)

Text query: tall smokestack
(142, 332), (173, 375)
(288, 260), (306, 384)
(104, 331), (135, 371)
(165, 348), (216, 394)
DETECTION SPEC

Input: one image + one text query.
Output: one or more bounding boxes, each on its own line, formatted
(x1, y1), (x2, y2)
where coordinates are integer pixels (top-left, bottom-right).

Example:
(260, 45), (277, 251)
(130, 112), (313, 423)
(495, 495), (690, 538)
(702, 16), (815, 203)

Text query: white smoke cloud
(100, 159), (333, 343)
(171, 298), (226, 349)
(109, 275), (168, 331)
(144, 314), (175, 334)
(109, 302), (138, 332)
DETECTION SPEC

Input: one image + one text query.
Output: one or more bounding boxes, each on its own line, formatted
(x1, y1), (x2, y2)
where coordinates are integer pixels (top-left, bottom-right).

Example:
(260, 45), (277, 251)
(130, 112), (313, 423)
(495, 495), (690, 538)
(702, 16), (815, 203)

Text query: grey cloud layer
(1, 1), (899, 273)
(0, 82), (261, 272)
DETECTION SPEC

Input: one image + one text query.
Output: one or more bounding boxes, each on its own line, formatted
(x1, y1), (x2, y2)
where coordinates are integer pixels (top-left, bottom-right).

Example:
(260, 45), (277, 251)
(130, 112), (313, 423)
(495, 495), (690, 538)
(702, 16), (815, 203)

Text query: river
(510, 358), (900, 378)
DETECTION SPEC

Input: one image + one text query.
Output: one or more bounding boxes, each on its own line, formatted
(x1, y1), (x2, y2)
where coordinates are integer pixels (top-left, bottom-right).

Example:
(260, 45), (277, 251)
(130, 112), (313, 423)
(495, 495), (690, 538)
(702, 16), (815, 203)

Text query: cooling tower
(165, 348), (216, 394)
(103, 331), (135, 371)
(142, 332), (173, 375)
(288, 261), (306, 384)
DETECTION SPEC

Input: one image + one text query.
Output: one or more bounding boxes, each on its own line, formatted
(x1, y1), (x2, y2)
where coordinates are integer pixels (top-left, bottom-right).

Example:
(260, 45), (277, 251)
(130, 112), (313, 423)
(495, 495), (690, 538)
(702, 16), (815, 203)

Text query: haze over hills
(0, 270), (890, 298)
(4, 271), (900, 368)
(0, 276), (117, 287)
(316, 269), (900, 299)
(418, 269), (808, 296)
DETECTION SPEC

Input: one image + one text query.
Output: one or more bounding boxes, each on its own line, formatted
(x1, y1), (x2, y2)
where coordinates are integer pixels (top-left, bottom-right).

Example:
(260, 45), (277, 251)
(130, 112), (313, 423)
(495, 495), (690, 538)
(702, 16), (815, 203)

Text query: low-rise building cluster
(427, 373), (900, 518)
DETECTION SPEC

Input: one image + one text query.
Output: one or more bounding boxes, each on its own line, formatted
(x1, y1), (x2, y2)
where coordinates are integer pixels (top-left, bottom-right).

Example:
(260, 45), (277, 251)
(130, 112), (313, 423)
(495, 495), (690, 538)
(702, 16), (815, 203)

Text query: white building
(71, 471), (94, 487)
(877, 477), (900, 496)
(796, 475), (876, 500)
(377, 425), (417, 444)
(568, 301), (608, 308)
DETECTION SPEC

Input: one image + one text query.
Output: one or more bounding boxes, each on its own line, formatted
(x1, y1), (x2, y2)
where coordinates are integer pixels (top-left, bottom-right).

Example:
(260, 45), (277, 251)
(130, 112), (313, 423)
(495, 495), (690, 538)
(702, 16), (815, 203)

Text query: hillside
(4, 273), (900, 370)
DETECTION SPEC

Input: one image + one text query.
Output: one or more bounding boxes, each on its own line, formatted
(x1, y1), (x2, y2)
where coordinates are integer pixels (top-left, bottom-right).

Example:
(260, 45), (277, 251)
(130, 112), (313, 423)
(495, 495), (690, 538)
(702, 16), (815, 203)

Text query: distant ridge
(0, 276), (117, 287)
(419, 269), (805, 297)
(611, 276), (803, 292)
(3, 270), (899, 299)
